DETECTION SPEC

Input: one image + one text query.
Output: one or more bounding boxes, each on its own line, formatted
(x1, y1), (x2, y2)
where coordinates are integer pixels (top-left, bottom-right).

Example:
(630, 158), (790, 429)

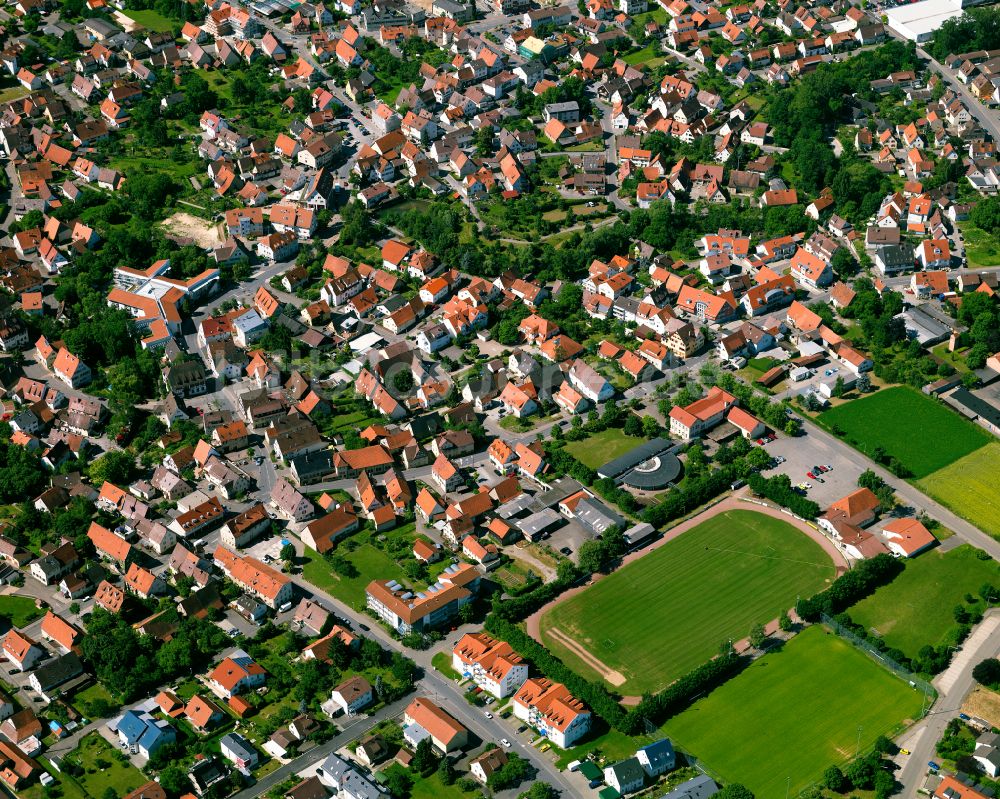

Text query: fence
(822, 613), (937, 705)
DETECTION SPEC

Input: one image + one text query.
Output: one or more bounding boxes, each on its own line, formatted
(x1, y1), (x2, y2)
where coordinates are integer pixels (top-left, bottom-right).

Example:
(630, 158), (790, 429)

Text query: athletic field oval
(539, 509), (837, 695)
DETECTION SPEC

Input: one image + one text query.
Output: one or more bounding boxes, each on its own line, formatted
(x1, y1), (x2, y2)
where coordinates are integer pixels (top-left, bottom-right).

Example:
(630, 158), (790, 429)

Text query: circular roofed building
(597, 437), (682, 491)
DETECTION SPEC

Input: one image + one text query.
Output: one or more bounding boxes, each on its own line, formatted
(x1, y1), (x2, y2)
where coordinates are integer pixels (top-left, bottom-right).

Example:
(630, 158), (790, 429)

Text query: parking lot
(763, 426), (870, 509)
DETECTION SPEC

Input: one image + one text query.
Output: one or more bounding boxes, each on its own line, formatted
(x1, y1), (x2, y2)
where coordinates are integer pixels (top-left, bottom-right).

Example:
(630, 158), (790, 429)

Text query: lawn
(931, 342), (971, 374)
(564, 429), (649, 470)
(849, 544), (999, 656)
(380, 764), (480, 799)
(817, 386), (991, 478)
(431, 652), (461, 681)
(0, 594), (44, 628)
(664, 626), (925, 798)
(539, 510), (836, 694)
(301, 523), (425, 609)
(65, 733), (147, 798)
(917, 443), (1000, 540)
(303, 542), (402, 609)
(623, 44), (665, 67)
(71, 683), (120, 718)
(122, 8), (177, 31)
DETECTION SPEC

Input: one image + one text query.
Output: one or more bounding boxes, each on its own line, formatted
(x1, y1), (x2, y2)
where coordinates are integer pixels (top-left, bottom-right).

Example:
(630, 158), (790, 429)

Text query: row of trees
(745, 473), (820, 519)
(796, 554), (904, 621)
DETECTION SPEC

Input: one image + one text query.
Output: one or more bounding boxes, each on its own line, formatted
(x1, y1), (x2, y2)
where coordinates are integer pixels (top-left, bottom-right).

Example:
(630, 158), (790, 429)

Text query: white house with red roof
(512, 677), (591, 748)
(452, 632), (529, 698)
(668, 386), (738, 439)
(880, 517), (936, 558)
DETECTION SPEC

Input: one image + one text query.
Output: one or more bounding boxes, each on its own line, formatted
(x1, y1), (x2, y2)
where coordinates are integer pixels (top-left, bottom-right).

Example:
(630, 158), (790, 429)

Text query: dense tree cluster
(82, 609), (229, 701)
(0, 424), (47, 503)
(928, 8), (1000, 61)
(955, 291), (1000, 370)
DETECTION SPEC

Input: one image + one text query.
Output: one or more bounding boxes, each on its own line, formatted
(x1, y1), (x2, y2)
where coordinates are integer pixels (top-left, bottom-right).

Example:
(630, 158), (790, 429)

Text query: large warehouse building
(885, 0), (989, 42)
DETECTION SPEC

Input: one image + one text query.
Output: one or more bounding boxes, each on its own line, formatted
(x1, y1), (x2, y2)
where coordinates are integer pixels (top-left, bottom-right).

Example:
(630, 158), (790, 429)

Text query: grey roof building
(663, 775), (719, 799)
(317, 753), (388, 799)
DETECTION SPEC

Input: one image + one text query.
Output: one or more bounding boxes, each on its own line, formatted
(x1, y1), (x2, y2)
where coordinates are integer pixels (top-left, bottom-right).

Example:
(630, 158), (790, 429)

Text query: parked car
(501, 739), (512, 748)
(484, 712), (493, 719)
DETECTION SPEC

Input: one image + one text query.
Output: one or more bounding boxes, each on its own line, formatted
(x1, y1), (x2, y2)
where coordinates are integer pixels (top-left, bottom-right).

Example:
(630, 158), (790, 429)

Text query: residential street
(230, 697), (412, 799)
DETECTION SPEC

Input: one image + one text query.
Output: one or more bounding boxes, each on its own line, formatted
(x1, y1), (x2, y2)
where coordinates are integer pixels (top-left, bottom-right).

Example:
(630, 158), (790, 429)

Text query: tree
(623, 414), (643, 437)
(488, 753), (534, 790)
(577, 539), (606, 574)
(412, 738), (438, 776)
(159, 765), (190, 797)
(971, 196), (1000, 235)
(856, 373), (871, 393)
(973, 657), (1000, 687)
(392, 369), (415, 394)
(823, 765), (849, 793)
(831, 376), (845, 398)
(382, 767), (413, 799)
(778, 610), (792, 632)
(280, 542), (295, 564)
(642, 415), (660, 439)
(89, 450), (135, 487)
(748, 623), (766, 649)
(519, 784), (560, 799)
(438, 757), (458, 785)
(873, 735), (897, 756)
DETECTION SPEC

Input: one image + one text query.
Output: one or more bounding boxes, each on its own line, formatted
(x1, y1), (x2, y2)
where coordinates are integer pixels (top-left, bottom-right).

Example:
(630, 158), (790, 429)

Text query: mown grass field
(849, 544), (999, 656)
(563, 428), (649, 470)
(917, 443), (1000, 540)
(818, 386), (991, 478)
(665, 627), (925, 798)
(539, 510), (835, 694)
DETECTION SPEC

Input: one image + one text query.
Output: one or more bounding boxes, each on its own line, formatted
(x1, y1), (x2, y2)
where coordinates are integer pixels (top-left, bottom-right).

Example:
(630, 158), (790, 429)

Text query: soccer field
(917, 443), (1000, 540)
(539, 510), (836, 694)
(849, 544), (999, 656)
(665, 627), (925, 798)
(818, 386), (990, 478)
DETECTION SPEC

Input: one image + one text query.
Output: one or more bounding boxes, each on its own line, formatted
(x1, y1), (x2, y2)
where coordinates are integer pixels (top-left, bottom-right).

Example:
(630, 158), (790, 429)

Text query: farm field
(664, 627), (925, 798)
(818, 386), (991, 478)
(849, 545), (999, 656)
(539, 510), (835, 694)
(916, 443), (1000, 540)
(564, 428), (649, 470)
